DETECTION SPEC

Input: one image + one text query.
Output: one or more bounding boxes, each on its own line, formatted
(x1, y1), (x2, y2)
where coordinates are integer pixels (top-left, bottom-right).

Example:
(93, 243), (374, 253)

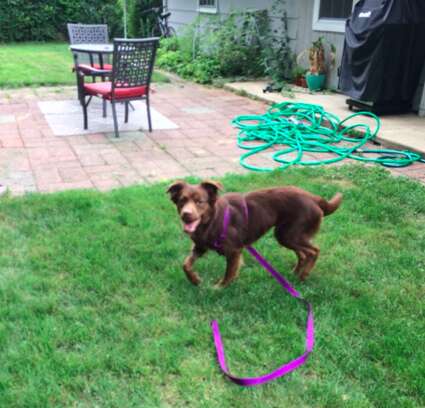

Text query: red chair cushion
(78, 63), (113, 74)
(84, 81), (148, 100)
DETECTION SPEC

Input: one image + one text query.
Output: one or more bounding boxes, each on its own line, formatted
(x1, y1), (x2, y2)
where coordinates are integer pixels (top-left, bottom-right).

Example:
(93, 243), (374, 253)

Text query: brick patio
(0, 82), (424, 195)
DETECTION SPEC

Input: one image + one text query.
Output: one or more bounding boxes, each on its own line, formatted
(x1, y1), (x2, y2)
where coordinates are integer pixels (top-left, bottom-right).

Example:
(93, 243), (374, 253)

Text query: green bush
(204, 11), (268, 78)
(157, 50), (220, 85)
(156, 4), (294, 85)
(261, 1), (295, 86)
(157, 11), (266, 84)
(0, 0), (123, 42)
(128, 0), (162, 38)
(177, 57), (221, 84)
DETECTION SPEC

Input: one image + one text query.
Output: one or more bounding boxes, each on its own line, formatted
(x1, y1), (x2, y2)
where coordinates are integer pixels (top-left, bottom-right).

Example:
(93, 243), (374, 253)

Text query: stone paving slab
(0, 114), (16, 124)
(0, 82), (424, 196)
(38, 99), (178, 136)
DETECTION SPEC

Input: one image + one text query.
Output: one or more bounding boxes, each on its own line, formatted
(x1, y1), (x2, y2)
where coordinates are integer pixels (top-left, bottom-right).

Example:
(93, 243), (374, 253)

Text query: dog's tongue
(183, 220), (199, 233)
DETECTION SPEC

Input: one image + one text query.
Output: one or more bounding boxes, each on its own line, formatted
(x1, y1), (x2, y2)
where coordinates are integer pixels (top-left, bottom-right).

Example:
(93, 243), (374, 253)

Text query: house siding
(165, 0), (298, 43)
(164, 0), (198, 30)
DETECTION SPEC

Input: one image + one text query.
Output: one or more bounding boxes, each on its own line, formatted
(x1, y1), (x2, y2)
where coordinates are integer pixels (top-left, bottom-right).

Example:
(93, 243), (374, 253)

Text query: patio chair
(76, 38), (159, 138)
(67, 23), (112, 74)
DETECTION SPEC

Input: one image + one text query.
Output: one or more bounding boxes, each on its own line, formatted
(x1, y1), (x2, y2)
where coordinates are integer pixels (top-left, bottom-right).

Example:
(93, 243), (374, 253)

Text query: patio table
(69, 43), (113, 70)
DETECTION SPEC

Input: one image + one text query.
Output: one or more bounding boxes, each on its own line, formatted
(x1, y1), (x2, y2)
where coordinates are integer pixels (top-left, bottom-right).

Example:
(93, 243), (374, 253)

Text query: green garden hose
(232, 101), (425, 172)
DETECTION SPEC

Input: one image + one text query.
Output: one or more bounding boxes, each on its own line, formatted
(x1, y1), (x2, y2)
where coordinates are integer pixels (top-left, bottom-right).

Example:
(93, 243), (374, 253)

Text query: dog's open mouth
(182, 218), (201, 234)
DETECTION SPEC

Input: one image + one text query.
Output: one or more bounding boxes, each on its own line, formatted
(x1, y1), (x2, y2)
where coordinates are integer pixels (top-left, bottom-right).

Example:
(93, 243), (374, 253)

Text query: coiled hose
(232, 102), (425, 172)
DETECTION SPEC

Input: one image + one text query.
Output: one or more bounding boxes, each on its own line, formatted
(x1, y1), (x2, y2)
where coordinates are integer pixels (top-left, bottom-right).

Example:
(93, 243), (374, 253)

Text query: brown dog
(167, 180), (342, 288)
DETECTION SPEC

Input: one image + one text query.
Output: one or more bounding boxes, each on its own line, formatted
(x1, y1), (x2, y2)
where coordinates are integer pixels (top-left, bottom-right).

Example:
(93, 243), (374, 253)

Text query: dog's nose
(181, 211), (194, 223)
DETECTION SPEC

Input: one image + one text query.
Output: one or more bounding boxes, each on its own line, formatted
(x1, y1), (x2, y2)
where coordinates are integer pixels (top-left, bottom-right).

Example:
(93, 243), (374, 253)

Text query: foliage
(202, 10), (269, 78)
(156, 21), (221, 84)
(0, 0), (123, 42)
(157, 36), (221, 84)
(0, 166), (424, 406)
(128, 0), (162, 38)
(0, 43), (169, 88)
(292, 65), (308, 78)
(309, 36), (326, 74)
(157, 10), (270, 84)
(297, 36), (337, 76)
(261, 0), (295, 86)
(157, 2), (294, 85)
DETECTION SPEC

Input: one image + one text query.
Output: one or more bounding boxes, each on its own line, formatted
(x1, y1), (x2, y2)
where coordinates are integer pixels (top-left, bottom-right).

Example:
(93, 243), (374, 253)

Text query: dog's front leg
(183, 245), (206, 285)
(215, 250), (243, 288)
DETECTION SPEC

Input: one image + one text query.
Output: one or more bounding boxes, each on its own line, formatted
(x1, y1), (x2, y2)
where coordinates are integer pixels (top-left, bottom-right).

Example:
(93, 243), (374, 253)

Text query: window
(313, 0), (356, 33)
(198, 0), (217, 14)
(319, 0), (353, 20)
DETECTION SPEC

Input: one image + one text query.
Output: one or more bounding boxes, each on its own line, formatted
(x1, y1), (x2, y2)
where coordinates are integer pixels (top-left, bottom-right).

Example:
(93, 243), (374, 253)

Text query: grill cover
(339, 0), (425, 106)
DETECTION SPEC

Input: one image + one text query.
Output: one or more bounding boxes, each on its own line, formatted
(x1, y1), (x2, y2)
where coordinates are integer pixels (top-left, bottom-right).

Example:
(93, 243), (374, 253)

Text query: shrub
(199, 10), (268, 78)
(128, 0), (162, 38)
(157, 1), (294, 85)
(0, 0), (123, 42)
(157, 10), (269, 84)
(157, 46), (220, 85)
(261, 1), (295, 86)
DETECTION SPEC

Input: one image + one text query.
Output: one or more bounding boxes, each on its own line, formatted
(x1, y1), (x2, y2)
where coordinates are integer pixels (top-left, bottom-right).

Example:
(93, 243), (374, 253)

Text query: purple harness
(211, 201), (315, 386)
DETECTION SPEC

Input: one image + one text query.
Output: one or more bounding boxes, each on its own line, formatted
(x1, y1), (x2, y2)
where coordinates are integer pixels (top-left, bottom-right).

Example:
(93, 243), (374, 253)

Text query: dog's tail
(317, 192), (343, 216)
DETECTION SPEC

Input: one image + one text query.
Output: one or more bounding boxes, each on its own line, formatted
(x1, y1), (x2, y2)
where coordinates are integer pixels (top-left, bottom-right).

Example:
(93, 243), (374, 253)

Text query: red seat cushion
(84, 81), (148, 100)
(78, 63), (113, 73)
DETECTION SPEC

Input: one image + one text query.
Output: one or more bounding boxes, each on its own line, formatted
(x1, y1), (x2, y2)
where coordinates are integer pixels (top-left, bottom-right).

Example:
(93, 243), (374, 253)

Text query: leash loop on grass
(211, 205), (314, 386)
(232, 102), (424, 172)
(211, 246), (314, 387)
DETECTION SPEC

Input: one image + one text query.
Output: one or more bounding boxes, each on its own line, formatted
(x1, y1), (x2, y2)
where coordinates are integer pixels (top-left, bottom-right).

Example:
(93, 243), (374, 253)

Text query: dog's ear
(167, 181), (186, 203)
(200, 180), (223, 202)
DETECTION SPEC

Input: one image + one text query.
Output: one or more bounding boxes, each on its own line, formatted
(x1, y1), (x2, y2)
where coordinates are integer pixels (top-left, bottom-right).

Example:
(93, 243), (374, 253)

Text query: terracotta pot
(299, 77), (307, 88)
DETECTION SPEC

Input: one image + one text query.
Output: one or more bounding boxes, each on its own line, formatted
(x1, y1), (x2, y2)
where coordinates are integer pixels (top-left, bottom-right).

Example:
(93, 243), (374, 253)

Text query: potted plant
(306, 37), (326, 91)
(292, 65), (308, 88)
(298, 37), (336, 91)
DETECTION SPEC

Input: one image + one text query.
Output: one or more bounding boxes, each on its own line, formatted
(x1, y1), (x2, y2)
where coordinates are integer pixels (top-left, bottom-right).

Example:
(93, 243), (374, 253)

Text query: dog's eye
(195, 199), (206, 205)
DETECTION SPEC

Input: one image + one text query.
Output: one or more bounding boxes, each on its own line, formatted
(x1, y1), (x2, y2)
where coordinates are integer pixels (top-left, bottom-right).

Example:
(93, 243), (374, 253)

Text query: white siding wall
(165, 0), (298, 43)
(164, 0), (198, 31)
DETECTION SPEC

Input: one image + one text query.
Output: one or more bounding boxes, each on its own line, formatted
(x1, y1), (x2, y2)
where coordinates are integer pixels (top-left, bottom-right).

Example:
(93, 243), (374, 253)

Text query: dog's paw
(189, 273), (202, 286)
(239, 255), (245, 267)
(213, 278), (230, 289)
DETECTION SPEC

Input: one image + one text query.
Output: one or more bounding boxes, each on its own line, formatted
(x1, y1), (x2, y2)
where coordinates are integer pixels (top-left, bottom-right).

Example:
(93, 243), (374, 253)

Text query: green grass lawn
(0, 166), (424, 407)
(0, 42), (169, 88)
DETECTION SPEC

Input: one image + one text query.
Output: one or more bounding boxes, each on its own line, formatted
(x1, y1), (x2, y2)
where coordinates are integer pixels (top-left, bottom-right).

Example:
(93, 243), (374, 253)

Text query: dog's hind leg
(298, 244), (320, 280)
(183, 245), (207, 285)
(276, 234), (319, 280)
(274, 212), (322, 280)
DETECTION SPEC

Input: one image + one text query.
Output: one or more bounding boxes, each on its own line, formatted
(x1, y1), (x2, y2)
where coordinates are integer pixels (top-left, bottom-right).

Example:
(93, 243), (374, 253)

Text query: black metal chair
(67, 23), (112, 73)
(67, 23), (109, 44)
(77, 38), (159, 138)
(68, 23), (113, 118)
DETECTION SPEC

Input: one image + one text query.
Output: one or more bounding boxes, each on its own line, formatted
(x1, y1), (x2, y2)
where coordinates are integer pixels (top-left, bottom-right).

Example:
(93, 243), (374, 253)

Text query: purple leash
(211, 204), (315, 386)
